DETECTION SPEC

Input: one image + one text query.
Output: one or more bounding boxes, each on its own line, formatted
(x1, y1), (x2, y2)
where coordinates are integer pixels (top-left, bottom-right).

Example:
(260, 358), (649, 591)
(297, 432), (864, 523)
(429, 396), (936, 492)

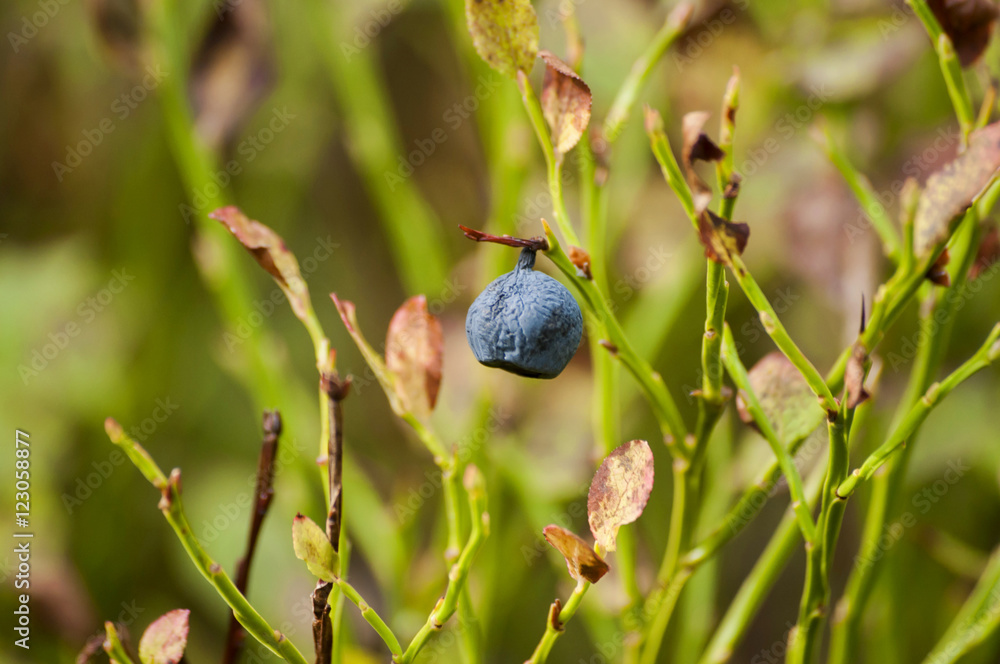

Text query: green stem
(907, 0), (976, 143)
(525, 580), (592, 664)
(921, 545), (1000, 664)
(104, 421), (310, 664)
(816, 122), (902, 261)
(398, 467), (489, 663)
(696, 466), (827, 664)
(541, 223), (690, 453)
(720, 326), (818, 543)
(517, 73), (580, 246)
(336, 578), (402, 657)
(638, 569), (695, 664)
(602, 2), (694, 142)
(838, 323), (1000, 498)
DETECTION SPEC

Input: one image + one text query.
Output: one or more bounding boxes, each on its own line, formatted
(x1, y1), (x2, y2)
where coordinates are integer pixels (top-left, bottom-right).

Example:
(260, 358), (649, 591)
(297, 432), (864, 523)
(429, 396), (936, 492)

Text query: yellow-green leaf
(587, 440), (655, 552)
(292, 513), (337, 582)
(465, 0), (539, 79)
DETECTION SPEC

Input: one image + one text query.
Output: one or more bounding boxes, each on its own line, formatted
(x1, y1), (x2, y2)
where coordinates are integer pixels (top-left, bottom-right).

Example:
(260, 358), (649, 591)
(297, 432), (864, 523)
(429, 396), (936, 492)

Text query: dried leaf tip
(104, 417), (124, 444)
(543, 525), (609, 583)
(928, 0), (998, 67)
(539, 50), (592, 156)
(643, 106), (664, 135)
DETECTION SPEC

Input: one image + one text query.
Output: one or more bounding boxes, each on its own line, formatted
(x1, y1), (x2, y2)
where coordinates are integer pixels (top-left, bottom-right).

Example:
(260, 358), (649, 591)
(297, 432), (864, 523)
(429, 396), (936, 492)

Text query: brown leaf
(928, 0), (999, 67)
(539, 51), (592, 157)
(736, 353), (825, 443)
(465, 0), (539, 79)
(210, 206), (312, 323)
(77, 633), (106, 664)
(190, 0), (274, 152)
(914, 122), (1000, 259)
(587, 440), (655, 552)
(844, 343), (870, 409)
(567, 246), (592, 279)
(543, 525), (609, 583)
(138, 609), (189, 664)
(385, 296), (444, 420)
(698, 210), (750, 268)
(84, 0), (142, 71)
(970, 222), (1000, 279)
(682, 111), (725, 214)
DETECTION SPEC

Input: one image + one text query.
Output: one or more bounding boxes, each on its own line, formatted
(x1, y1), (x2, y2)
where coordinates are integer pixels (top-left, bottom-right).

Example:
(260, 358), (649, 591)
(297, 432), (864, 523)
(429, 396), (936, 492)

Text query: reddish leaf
(543, 525), (609, 583)
(385, 296), (444, 420)
(211, 206), (313, 323)
(587, 440), (655, 552)
(928, 0), (998, 67)
(190, 0), (274, 152)
(926, 249), (953, 286)
(539, 51), (592, 157)
(736, 353), (824, 443)
(138, 609), (189, 664)
(914, 122), (1000, 259)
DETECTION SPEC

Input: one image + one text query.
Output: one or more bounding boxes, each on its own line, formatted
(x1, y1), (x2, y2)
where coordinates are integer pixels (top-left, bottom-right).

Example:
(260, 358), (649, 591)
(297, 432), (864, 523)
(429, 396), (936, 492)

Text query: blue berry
(466, 249), (583, 379)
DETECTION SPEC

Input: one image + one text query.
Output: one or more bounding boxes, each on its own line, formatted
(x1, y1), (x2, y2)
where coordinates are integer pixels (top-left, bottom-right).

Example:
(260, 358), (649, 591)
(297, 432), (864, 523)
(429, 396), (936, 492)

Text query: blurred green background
(2, 0), (1000, 662)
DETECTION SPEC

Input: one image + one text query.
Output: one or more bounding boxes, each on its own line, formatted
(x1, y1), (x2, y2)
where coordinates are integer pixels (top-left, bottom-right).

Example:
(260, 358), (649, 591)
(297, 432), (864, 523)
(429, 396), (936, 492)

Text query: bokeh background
(3, 0), (1000, 662)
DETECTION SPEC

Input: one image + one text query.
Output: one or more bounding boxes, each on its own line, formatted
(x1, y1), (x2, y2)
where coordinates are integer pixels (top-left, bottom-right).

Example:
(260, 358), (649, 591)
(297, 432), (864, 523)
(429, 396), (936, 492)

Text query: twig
(313, 374), (351, 664)
(222, 411), (283, 664)
(104, 419), (309, 664)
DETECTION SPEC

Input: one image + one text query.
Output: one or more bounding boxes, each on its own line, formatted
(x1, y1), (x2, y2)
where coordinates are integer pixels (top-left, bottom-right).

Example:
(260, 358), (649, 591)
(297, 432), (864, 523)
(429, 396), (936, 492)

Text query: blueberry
(466, 249), (583, 379)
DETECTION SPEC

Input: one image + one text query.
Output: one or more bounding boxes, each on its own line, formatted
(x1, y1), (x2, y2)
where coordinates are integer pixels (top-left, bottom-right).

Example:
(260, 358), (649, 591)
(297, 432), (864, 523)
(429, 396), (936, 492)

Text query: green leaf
(587, 440), (655, 552)
(465, 0), (539, 79)
(914, 122), (1000, 259)
(292, 513), (337, 582)
(138, 609), (189, 664)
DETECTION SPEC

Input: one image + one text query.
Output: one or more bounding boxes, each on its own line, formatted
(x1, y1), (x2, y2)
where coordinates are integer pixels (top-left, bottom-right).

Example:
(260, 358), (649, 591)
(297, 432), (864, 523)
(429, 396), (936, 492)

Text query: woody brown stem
(222, 410), (283, 664)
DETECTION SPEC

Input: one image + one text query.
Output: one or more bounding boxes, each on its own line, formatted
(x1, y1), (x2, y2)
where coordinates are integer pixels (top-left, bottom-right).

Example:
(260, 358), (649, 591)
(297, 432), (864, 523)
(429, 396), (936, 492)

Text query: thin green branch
(336, 578), (402, 658)
(838, 323), (1000, 498)
(526, 579), (592, 664)
(721, 325), (818, 543)
(103, 622), (136, 664)
(541, 222), (691, 453)
(603, 2), (694, 141)
(815, 122), (902, 261)
(104, 420), (310, 664)
(921, 545), (1000, 664)
(399, 468), (489, 663)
